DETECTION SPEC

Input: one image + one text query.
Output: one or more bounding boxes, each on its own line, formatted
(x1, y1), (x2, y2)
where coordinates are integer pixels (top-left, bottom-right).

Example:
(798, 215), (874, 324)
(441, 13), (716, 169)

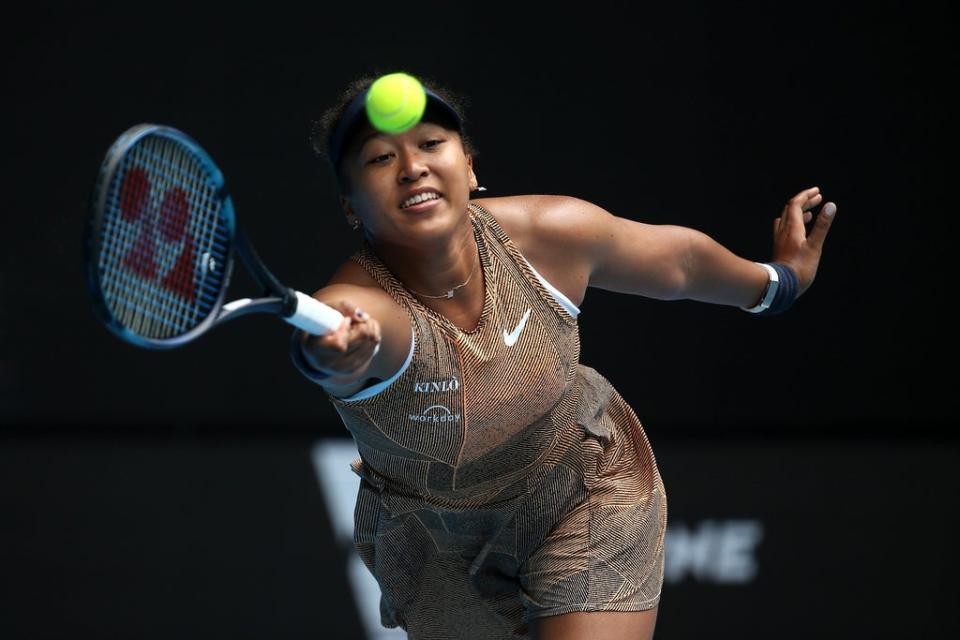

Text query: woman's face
(339, 121), (477, 248)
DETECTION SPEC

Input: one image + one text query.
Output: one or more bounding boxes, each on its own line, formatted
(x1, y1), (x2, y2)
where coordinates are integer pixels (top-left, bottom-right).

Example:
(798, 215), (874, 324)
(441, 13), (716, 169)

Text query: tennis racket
(85, 123), (344, 349)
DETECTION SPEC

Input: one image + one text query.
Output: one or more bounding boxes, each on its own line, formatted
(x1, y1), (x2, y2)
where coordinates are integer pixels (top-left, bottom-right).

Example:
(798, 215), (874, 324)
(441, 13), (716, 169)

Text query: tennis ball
(365, 72), (427, 134)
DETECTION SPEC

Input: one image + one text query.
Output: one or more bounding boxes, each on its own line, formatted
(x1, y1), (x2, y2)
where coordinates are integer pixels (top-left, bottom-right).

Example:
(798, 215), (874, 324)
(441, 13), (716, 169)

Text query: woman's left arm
(527, 187), (837, 308)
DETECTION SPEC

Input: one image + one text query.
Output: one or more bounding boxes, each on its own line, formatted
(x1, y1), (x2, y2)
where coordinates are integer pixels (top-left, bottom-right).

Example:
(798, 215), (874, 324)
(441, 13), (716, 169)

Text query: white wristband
(741, 262), (779, 313)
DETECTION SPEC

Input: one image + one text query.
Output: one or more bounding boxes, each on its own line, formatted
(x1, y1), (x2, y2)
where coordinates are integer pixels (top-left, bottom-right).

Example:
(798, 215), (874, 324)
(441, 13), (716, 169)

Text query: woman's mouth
(400, 191), (442, 211)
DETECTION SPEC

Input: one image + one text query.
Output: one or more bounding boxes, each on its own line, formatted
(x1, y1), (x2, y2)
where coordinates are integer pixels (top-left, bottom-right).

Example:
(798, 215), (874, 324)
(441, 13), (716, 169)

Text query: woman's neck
(370, 217), (485, 328)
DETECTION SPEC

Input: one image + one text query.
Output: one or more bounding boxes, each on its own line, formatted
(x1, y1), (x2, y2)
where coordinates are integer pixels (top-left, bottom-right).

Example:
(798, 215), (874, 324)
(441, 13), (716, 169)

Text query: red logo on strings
(119, 168), (197, 301)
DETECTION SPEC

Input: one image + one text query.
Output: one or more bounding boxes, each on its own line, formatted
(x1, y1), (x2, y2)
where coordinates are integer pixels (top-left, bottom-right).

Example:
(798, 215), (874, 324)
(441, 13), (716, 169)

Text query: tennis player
(290, 74), (837, 640)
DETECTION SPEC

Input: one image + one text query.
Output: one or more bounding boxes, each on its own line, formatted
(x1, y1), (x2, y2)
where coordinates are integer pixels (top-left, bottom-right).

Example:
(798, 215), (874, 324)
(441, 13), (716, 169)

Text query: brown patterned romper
(293, 204), (667, 639)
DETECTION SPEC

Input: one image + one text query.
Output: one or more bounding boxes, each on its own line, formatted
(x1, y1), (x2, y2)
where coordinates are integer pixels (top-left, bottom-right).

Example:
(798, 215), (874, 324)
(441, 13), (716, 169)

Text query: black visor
(327, 85), (463, 169)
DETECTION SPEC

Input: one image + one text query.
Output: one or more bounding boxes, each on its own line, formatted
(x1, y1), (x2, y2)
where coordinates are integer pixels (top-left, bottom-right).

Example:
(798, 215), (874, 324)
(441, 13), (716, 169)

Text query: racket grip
(285, 291), (345, 335)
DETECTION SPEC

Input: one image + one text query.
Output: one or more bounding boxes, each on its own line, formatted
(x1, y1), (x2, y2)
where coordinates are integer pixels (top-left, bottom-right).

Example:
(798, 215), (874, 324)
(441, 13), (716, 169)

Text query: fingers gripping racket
(85, 124), (343, 349)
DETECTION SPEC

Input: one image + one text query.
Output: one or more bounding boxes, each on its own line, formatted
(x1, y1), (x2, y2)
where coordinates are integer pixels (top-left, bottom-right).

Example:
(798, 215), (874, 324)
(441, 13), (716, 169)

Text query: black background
(3, 2), (958, 638)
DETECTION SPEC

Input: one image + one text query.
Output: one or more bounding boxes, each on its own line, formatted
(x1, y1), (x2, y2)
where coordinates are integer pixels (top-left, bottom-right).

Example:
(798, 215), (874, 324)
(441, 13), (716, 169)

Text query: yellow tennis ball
(365, 73), (427, 134)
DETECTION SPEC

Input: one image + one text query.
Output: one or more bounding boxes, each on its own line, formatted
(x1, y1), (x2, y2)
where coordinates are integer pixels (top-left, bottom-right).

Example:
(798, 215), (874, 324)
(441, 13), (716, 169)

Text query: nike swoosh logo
(503, 309), (531, 347)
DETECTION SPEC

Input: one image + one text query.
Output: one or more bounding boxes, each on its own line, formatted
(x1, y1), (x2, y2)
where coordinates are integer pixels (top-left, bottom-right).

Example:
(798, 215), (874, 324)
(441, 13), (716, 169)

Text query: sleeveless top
(327, 203), (585, 509)
(291, 203), (666, 633)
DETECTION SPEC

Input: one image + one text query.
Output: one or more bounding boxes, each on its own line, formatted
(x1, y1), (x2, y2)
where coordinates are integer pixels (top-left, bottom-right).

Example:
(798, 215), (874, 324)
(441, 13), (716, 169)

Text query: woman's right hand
(301, 299), (382, 380)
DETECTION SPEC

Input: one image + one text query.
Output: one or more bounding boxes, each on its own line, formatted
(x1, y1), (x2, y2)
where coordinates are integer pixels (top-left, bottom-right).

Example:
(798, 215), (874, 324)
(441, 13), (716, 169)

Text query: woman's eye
(422, 139), (444, 149)
(367, 153), (392, 164)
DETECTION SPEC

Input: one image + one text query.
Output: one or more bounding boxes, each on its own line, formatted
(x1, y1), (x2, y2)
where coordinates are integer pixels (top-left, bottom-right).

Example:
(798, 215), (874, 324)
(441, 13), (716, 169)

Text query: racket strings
(97, 135), (230, 339)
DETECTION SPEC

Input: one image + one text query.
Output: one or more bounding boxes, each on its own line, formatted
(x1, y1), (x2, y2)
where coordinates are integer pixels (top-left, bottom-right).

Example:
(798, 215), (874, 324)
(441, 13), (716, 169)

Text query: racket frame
(85, 124), (296, 350)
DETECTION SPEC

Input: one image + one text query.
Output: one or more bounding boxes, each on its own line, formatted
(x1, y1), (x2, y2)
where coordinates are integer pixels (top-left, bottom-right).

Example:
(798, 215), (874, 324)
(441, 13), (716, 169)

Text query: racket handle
(285, 291), (344, 335)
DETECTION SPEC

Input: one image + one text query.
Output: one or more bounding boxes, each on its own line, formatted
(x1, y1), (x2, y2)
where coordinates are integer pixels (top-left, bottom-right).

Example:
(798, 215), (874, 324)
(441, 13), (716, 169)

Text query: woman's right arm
(294, 280), (412, 398)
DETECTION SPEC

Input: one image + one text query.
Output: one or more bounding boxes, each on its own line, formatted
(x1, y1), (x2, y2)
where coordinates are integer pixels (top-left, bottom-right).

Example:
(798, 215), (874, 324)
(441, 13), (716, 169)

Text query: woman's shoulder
(319, 254), (400, 309)
(470, 194), (597, 307)
(326, 254), (378, 288)
(471, 194), (588, 250)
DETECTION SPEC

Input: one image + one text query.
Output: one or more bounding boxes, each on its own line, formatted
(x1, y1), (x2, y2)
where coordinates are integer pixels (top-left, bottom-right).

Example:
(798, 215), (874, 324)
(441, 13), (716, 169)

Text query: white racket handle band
(285, 291), (344, 335)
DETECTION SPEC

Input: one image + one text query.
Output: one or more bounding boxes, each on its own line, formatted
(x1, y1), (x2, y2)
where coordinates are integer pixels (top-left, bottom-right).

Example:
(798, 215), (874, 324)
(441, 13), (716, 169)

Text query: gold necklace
(407, 255), (480, 299)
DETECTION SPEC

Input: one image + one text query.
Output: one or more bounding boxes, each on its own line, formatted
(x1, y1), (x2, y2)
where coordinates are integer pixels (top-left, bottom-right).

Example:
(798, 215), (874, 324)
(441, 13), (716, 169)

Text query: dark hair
(309, 72), (478, 182)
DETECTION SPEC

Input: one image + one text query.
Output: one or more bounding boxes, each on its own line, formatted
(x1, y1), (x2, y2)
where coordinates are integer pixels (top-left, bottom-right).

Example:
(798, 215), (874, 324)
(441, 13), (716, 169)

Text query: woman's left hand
(771, 186), (838, 296)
